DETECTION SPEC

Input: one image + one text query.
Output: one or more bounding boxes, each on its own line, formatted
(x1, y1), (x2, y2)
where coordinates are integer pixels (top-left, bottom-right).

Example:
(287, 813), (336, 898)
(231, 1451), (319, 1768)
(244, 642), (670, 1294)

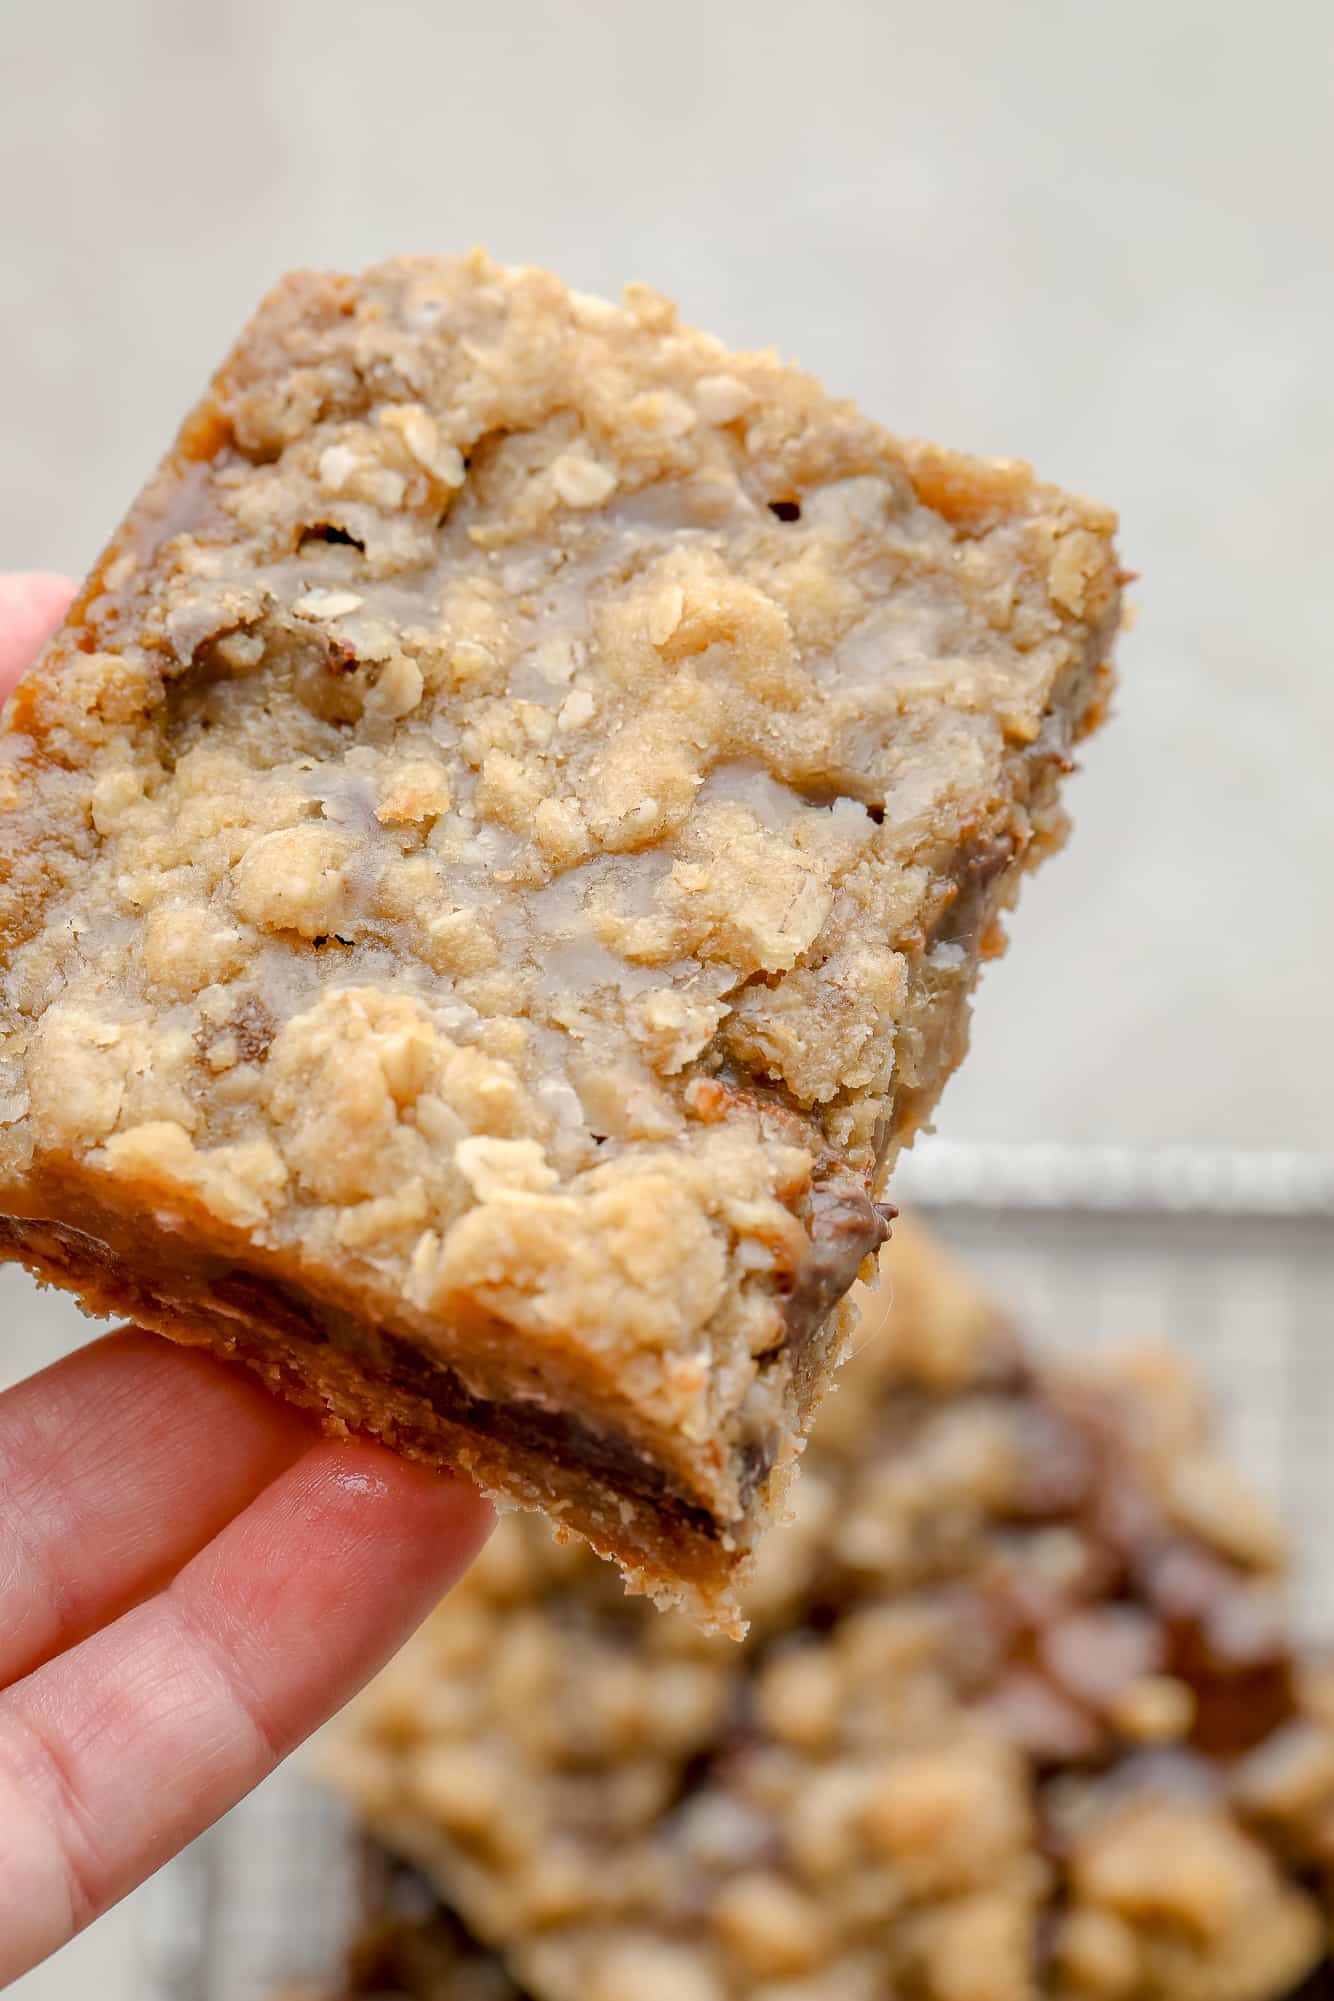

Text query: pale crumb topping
(0, 253), (1119, 1612)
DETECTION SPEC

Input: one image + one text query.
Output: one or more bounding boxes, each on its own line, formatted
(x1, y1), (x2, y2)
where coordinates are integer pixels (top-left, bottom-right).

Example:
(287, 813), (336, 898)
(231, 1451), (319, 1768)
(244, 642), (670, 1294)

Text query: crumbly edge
(0, 1204), (762, 1631)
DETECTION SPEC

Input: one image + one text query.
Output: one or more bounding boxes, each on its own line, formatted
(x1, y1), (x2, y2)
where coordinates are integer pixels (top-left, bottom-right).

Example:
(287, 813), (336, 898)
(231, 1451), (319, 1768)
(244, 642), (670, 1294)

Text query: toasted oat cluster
(0, 254), (1118, 1621)
(327, 1221), (1334, 2001)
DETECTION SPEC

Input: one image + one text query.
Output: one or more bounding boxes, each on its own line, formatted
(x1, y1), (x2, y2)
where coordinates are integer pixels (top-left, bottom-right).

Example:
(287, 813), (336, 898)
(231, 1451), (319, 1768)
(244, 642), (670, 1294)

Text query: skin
(0, 572), (494, 1984)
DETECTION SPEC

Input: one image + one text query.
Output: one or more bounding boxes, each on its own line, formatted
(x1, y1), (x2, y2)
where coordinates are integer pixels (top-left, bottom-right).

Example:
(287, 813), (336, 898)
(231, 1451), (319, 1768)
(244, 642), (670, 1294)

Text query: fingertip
(163, 1437), (494, 1757)
(346, 1437), (495, 1556)
(0, 571), (76, 613)
(0, 572), (77, 689)
(285, 1435), (494, 1576)
(395, 1456), (496, 1565)
(331, 1435), (492, 1510)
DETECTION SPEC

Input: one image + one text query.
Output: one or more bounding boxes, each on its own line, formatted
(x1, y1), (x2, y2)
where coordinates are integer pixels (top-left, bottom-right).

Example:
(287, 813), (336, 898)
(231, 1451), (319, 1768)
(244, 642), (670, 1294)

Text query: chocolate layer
(207, 1266), (724, 1538)
(0, 1210), (724, 1542)
(784, 1184), (894, 1344)
(1, 1155), (887, 1552)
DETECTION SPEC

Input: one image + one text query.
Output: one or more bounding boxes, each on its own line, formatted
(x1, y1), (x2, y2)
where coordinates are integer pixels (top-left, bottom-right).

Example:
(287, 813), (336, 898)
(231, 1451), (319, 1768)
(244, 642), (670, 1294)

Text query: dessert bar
(0, 255), (1119, 1621)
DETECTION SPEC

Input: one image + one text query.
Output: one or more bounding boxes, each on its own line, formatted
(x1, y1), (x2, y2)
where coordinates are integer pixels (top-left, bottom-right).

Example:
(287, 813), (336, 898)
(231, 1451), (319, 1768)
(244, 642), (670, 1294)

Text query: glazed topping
(0, 254), (1117, 1548)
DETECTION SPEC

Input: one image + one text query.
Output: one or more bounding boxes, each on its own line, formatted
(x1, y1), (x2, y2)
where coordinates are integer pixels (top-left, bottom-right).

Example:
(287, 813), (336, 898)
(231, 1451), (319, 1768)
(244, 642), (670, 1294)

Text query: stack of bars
(310, 1220), (1334, 2001)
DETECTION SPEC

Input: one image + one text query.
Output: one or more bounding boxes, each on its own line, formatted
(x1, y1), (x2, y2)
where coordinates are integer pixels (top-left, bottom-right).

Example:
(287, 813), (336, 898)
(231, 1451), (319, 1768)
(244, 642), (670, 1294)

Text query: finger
(0, 572), (75, 690)
(0, 1440), (491, 1981)
(0, 1329), (317, 1686)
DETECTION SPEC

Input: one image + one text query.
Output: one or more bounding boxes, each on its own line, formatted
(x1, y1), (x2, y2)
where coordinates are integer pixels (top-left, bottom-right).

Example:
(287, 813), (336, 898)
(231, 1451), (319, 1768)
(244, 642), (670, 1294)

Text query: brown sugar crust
(0, 1203), (729, 1590)
(327, 1222), (1333, 2001)
(0, 254), (1119, 1624)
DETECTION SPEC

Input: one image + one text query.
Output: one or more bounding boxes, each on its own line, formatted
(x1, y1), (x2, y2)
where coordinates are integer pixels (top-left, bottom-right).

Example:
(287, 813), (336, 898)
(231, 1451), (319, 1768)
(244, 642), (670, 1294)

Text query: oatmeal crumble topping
(0, 254), (1119, 1618)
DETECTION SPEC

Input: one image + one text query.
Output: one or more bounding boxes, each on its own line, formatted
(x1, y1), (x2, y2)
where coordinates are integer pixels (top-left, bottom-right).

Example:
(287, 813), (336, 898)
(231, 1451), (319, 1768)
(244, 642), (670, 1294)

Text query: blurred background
(3, 0), (1333, 1993)
(7, 0), (1334, 1155)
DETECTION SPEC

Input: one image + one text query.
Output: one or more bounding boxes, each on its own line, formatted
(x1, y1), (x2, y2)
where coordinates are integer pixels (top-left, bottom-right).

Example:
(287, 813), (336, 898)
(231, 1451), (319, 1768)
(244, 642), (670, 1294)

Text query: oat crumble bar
(0, 253), (1119, 1623)
(326, 1221), (1334, 2001)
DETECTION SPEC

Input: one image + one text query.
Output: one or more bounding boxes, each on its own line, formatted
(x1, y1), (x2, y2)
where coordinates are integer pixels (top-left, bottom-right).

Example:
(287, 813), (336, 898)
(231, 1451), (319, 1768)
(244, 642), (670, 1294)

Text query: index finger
(0, 1439), (492, 1982)
(0, 572), (75, 689)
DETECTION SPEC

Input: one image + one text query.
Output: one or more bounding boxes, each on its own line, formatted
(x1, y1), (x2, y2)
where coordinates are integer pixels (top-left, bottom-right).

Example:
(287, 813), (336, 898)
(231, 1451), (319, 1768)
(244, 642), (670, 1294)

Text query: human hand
(0, 574), (493, 1983)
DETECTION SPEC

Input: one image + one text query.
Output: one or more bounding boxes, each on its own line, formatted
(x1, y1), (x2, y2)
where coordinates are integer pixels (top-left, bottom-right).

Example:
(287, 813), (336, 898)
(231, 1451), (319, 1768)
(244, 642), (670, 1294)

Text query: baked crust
(0, 254), (1119, 1623)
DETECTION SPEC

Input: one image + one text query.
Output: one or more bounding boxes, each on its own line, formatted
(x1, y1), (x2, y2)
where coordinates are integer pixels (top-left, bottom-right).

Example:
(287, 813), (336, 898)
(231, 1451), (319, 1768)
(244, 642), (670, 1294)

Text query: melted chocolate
(0, 1212), (724, 1543)
(783, 1184), (894, 1345)
(0, 1162), (895, 1557)
(209, 1268), (724, 1539)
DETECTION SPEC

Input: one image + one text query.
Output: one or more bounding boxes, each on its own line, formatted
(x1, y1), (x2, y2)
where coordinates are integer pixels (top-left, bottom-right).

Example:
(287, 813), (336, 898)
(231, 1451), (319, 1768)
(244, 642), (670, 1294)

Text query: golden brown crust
(0, 253), (1119, 1622)
(0, 1207), (738, 1598)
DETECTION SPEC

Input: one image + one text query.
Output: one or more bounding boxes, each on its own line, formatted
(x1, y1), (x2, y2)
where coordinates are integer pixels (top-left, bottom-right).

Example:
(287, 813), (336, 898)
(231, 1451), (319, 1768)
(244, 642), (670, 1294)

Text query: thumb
(0, 573), (76, 692)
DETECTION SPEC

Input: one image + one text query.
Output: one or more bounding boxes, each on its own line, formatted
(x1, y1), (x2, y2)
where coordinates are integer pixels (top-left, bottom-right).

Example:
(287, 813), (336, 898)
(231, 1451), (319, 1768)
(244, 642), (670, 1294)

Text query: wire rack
(138, 1140), (1334, 2001)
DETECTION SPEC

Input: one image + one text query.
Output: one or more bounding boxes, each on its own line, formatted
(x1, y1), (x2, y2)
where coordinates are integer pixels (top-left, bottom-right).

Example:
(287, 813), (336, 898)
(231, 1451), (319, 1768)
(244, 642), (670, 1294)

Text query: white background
(3, 0), (1332, 1992)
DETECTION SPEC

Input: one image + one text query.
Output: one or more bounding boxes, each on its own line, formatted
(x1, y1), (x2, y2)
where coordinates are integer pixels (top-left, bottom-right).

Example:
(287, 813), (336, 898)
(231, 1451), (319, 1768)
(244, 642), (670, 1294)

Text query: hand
(0, 575), (493, 1983)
